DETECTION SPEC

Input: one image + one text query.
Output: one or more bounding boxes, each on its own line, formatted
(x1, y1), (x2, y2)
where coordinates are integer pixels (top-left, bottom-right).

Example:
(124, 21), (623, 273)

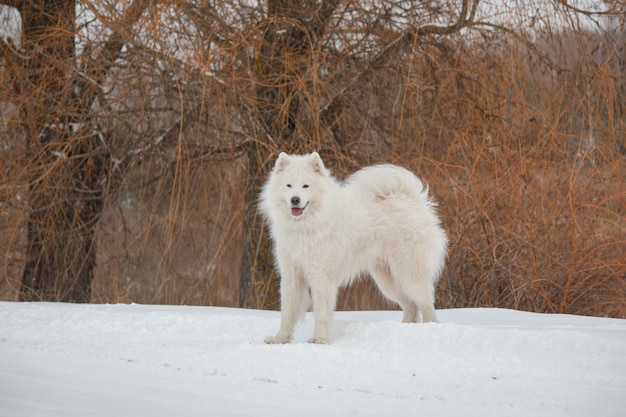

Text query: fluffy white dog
(260, 152), (447, 344)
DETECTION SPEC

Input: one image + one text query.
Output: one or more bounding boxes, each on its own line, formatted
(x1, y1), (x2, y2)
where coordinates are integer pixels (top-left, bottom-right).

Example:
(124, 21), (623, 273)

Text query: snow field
(1, 302), (625, 416)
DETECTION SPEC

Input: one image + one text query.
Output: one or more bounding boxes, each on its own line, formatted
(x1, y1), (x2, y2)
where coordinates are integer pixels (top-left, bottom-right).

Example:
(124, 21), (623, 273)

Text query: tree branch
(554, 0), (619, 16)
(0, 0), (21, 8)
(77, 0), (152, 106)
(414, 0), (478, 38)
(311, 0), (341, 39)
(322, 0), (479, 124)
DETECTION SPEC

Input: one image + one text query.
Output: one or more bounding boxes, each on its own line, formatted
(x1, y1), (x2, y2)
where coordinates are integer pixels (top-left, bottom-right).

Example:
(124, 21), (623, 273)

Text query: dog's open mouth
(290, 203), (308, 217)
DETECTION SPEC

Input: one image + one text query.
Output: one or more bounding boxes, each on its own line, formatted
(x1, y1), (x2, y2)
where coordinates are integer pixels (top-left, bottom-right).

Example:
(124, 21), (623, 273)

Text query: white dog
(260, 152), (447, 344)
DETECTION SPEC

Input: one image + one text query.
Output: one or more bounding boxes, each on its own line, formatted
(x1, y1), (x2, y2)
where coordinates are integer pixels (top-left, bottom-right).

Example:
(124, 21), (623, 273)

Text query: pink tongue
(291, 207), (303, 216)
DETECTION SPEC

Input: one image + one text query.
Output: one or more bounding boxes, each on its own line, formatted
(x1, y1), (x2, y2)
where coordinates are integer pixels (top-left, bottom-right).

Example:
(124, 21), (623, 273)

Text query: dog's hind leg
(370, 263), (419, 323)
(401, 303), (419, 323)
(385, 257), (437, 323)
(401, 279), (437, 323)
(419, 302), (437, 323)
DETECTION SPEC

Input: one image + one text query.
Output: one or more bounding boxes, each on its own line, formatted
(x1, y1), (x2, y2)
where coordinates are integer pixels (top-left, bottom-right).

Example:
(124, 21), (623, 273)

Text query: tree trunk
(18, 114), (108, 302)
(239, 6), (303, 309)
(239, 0), (339, 309)
(14, 0), (107, 302)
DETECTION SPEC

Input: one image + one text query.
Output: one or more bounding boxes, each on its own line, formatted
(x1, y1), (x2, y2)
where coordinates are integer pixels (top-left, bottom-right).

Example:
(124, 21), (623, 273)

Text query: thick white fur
(260, 152), (448, 344)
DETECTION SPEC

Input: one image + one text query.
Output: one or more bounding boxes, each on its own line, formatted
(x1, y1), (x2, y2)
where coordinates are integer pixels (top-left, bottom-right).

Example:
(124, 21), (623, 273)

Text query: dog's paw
(307, 337), (328, 345)
(264, 335), (291, 344)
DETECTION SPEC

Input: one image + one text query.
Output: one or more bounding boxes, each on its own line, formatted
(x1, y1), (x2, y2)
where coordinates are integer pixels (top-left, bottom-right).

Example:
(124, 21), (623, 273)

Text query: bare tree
(239, 0), (342, 308)
(236, 0), (484, 308)
(1, 0), (149, 301)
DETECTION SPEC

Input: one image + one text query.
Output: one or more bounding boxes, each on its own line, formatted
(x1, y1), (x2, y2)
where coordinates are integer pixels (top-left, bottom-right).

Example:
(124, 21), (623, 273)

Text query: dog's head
(266, 152), (330, 220)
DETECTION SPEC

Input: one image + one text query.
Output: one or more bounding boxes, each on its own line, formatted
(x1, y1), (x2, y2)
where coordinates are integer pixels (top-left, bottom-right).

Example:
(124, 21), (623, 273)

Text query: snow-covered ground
(1, 302), (625, 417)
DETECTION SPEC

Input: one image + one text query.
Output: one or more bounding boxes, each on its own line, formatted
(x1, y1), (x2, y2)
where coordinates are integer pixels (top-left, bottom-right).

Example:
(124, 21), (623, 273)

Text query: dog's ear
(274, 152), (290, 172)
(309, 152), (327, 175)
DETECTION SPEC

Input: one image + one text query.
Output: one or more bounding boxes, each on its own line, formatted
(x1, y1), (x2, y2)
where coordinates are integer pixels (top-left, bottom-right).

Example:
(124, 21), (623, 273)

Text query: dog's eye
(286, 184), (292, 188)
(303, 184), (309, 189)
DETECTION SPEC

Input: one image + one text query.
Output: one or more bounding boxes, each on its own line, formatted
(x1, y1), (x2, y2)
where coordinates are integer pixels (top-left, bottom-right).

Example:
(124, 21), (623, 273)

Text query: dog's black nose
(291, 196), (300, 206)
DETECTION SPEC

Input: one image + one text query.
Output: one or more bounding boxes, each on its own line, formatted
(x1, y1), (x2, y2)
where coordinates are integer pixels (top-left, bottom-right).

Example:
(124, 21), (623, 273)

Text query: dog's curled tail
(345, 164), (431, 202)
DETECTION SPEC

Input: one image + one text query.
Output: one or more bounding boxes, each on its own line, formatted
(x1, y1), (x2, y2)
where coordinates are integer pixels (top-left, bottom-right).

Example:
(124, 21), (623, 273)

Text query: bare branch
(322, 0), (480, 124)
(415, 0), (477, 37)
(312, 0), (342, 38)
(0, 0), (20, 8)
(554, 0), (620, 16)
(77, 0), (152, 105)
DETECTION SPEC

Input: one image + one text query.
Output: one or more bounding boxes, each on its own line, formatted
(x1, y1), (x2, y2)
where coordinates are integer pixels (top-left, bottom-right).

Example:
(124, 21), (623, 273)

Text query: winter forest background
(0, 0), (624, 317)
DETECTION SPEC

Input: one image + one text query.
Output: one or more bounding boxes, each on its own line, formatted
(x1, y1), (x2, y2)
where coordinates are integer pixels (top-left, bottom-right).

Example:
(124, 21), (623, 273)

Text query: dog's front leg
(265, 267), (308, 344)
(309, 275), (337, 344)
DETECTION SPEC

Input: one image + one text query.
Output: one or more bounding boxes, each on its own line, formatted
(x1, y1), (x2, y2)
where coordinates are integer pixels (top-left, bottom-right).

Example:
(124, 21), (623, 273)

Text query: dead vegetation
(1, 1), (624, 317)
